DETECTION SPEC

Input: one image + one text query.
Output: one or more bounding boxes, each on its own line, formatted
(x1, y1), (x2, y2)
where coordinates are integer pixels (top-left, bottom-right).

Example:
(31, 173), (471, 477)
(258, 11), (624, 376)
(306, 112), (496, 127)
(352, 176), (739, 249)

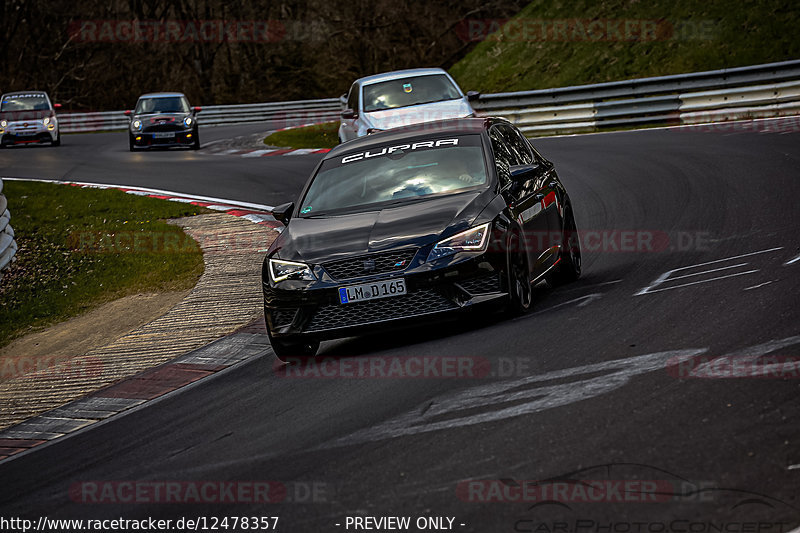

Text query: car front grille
(305, 289), (457, 332)
(322, 249), (417, 281)
(458, 273), (501, 296)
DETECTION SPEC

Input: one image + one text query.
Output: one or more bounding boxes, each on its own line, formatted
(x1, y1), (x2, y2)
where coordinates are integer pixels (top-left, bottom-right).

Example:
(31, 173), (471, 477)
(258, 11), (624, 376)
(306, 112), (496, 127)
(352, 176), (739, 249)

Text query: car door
(339, 83), (360, 141)
(490, 124), (553, 278)
(510, 126), (562, 262)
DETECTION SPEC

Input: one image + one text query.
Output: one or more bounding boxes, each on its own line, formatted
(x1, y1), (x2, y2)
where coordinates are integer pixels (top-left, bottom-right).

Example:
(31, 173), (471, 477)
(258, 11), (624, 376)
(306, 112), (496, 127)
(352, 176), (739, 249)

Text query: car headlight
(269, 259), (315, 283)
(131, 119), (142, 131)
(427, 223), (491, 262)
(0, 120), (7, 128)
(184, 116), (193, 127)
(43, 117), (50, 125)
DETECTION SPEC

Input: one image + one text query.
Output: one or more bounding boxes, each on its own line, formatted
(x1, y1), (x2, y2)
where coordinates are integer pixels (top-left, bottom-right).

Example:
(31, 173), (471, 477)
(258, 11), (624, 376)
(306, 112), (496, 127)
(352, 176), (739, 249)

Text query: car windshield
(299, 135), (487, 216)
(135, 96), (190, 114)
(0, 94), (50, 112)
(362, 75), (462, 113)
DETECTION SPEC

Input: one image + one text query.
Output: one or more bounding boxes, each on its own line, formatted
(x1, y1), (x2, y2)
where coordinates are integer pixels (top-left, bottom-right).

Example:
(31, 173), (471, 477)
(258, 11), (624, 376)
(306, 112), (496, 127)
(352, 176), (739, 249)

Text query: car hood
(0, 109), (53, 121)
(363, 99), (473, 131)
(273, 189), (495, 264)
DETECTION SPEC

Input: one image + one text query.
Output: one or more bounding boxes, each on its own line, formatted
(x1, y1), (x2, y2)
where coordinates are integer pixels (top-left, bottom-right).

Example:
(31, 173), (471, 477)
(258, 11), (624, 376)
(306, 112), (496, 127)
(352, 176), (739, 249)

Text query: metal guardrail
(57, 60), (800, 136)
(59, 98), (341, 133)
(471, 59), (800, 135)
(0, 178), (18, 278)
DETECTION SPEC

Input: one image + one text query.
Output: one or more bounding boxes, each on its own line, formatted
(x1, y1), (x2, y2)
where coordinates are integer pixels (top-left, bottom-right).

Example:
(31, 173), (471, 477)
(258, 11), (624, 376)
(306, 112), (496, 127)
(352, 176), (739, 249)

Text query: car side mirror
(53, 103), (63, 109)
(192, 106), (202, 114)
(339, 93), (348, 107)
(272, 202), (294, 226)
(466, 91), (480, 102)
(124, 110), (132, 117)
(509, 163), (540, 185)
(341, 108), (357, 120)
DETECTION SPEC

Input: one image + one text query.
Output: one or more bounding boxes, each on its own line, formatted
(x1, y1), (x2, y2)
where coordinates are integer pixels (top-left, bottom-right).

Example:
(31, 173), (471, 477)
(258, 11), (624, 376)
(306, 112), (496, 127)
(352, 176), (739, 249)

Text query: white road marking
(687, 335), (800, 378)
(241, 149), (273, 158)
(788, 464), (800, 470)
(317, 348), (706, 449)
(515, 293), (603, 320)
(743, 281), (774, 291)
(785, 252), (800, 265)
(1, 177), (275, 211)
(635, 247), (783, 295)
(319, 334), (800, 448)
(640, 270), (759, 294)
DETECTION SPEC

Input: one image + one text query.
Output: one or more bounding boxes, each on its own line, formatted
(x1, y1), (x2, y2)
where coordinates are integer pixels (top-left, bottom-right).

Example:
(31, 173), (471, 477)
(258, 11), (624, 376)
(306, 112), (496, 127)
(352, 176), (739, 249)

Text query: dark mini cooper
(263, 117), (581, 359)
(125, 92), (200, 151)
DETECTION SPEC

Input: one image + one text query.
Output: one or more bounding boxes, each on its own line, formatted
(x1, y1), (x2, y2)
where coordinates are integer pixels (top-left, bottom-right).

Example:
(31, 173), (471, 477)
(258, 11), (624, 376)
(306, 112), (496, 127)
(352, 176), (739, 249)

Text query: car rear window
(362, 75), (462, 113)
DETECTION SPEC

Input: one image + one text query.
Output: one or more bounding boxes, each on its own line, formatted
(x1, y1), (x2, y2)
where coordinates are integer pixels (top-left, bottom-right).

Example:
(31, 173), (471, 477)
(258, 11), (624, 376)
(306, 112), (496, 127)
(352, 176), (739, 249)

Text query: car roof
(137, 92), (187, 99)
(324, 117), (508, 159)
(356, 68), (451, 87)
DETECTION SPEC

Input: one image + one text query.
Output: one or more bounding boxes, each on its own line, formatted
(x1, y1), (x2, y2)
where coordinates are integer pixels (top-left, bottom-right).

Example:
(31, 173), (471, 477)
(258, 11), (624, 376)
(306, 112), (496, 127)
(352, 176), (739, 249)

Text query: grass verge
(0, 181), (209, 348)
(263, 122), (339, 149)
(450, 0), (800, 93)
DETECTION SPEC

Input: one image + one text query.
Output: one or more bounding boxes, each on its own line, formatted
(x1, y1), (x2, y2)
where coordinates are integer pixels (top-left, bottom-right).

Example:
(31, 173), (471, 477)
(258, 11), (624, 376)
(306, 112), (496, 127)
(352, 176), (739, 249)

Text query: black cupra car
(263, 117), (581, 359)
(125, 92), (200, 151)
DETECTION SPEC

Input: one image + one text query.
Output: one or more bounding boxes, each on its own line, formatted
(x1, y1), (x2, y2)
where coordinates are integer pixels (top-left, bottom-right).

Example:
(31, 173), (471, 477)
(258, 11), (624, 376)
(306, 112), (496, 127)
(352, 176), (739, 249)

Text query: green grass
(450, 0), (800, 93)
(263, 122), (339, 149)
(0, 181), (209, 347)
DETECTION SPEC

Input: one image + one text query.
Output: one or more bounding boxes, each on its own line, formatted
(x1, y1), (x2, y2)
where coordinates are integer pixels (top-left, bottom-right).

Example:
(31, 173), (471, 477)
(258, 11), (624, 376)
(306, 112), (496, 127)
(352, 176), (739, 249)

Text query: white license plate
(153, 132), (173, 139)
(339, 278), (406, 304)
(16, 130), (35, 136)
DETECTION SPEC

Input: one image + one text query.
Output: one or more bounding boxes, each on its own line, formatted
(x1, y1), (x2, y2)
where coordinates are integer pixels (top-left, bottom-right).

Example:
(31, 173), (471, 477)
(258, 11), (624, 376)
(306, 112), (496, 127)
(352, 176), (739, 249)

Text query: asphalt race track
(1, 122), (799, 530)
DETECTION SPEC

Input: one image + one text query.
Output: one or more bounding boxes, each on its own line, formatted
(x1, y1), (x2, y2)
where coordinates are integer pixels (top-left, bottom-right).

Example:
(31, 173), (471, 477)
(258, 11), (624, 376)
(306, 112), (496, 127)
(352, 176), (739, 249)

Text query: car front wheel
(506, 233), (533, 315)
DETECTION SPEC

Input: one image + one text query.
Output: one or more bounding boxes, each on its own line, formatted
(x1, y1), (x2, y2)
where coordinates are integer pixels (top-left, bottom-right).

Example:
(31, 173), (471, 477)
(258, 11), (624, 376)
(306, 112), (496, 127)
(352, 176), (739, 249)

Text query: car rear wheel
(550, 205), (582, 285)
(506, 233), (532, 315)
(268, 331), (320, 362)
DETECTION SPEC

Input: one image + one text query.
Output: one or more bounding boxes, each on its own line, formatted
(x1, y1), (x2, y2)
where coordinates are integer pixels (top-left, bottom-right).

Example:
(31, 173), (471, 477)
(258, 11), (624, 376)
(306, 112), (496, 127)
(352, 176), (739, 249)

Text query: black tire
(551, 205), (582, 285)
(268, 331), (320, 362)
(191, 128), (200, 150)
(52, 132), (61, 146)
(128, 135), (135, 152)
(506, 233), (533, 315)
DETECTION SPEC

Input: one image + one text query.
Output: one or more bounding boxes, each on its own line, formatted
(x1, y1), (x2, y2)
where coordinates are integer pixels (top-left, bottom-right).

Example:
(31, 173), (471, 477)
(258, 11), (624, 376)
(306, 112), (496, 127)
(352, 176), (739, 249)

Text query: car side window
(489, 126), (515, 187)
(501, 125), (534, 165)
(347, 84), (359, 112)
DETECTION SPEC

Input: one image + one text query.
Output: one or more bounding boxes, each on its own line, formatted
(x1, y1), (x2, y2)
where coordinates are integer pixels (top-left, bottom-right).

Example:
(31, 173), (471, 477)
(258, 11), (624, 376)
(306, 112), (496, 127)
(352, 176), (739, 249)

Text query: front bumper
(0, 122), (57, 145)
(263, 250), (508, 341)
(131, 129), (195, 148)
